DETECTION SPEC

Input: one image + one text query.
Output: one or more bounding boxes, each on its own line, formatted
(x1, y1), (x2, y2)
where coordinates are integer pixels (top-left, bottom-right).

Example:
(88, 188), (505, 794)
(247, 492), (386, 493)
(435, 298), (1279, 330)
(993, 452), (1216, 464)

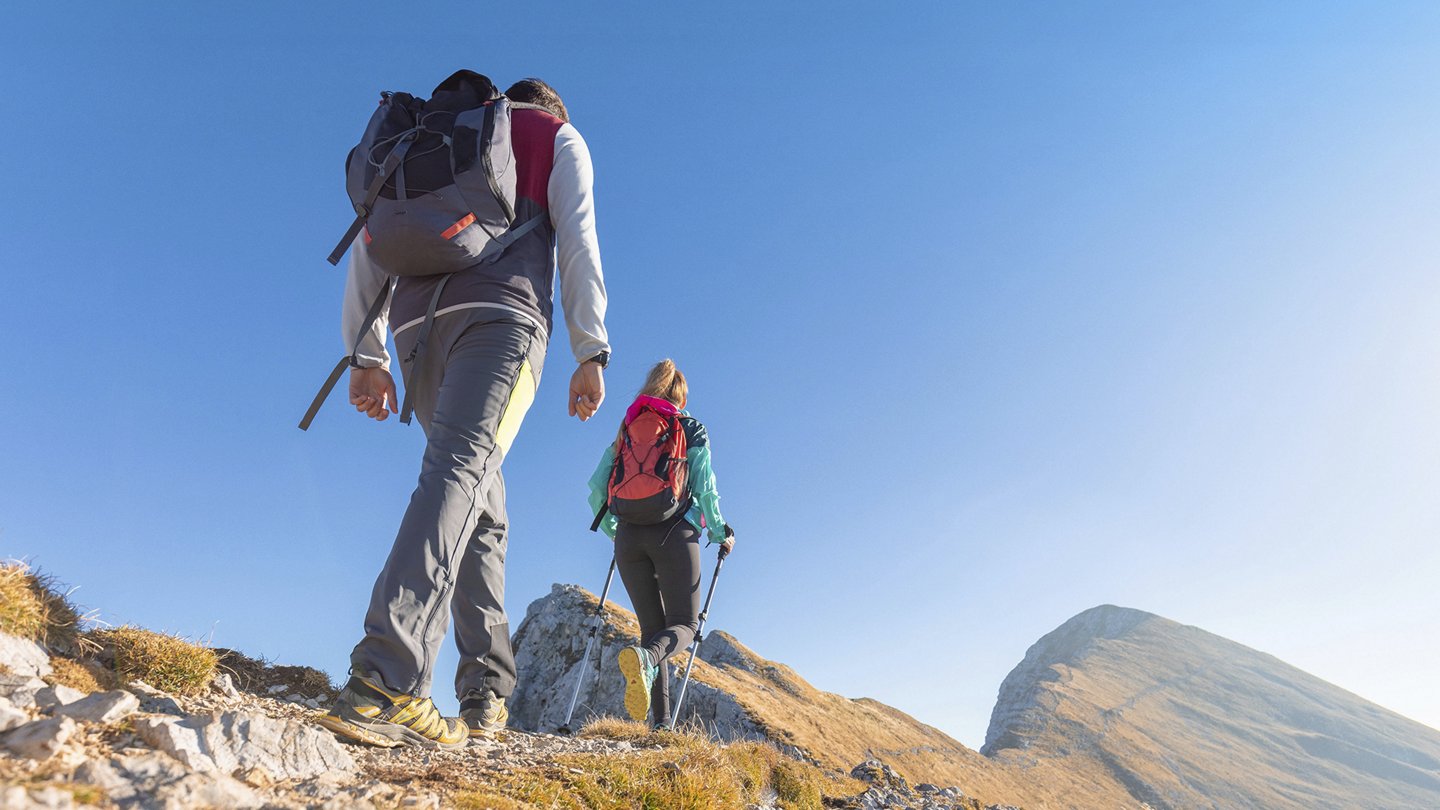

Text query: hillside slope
(982, 605), (1440, 809)
(509, 584), (1129, 809)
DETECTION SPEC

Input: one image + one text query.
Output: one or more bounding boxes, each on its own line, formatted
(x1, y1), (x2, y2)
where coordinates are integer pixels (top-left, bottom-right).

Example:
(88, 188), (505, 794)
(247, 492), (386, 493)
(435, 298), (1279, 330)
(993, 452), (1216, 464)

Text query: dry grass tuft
(96, 626), (217, 695)
(0, 563), (85, 651)
(449, 725), (859, 810)
(64, 784), (106, 806)
(46, 656), (115, 694)
(575, 716), (654, 742)
(0, 564), (44, 639)
(214, 647), (337, 699)
(770, 757), (825, 809)
(450, 789), (541, 810)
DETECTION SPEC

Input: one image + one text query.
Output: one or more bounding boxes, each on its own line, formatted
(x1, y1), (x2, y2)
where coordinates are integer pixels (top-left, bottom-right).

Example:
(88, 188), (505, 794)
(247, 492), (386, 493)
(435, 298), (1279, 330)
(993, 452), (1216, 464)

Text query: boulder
(508, 584), (767, 741)
(1, 715), (77, 760)
(73, 758), (136, 802)
(0, 784), (74, 809)
(125, 680), (184, 715)
(0, 695), (29, 732)
(212, 672), (241, 700)
(111, 751), (263, 809)
(33, 683), (85, 711)
(0, 673), (49, 709)
(0, 632), (53, 679)
(133, 710), (355, 780)
(54, 690), (139, 724)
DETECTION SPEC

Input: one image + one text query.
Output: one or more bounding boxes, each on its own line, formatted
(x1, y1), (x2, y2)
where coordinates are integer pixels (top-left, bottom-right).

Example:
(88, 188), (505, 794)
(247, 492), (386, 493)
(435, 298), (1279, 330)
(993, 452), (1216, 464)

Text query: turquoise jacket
(587, 407), (728, 544)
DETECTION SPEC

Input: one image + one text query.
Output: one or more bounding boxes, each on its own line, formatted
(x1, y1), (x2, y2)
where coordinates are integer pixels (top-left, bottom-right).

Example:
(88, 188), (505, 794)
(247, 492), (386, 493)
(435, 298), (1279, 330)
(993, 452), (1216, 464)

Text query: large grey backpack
(300, 70), (545, 430)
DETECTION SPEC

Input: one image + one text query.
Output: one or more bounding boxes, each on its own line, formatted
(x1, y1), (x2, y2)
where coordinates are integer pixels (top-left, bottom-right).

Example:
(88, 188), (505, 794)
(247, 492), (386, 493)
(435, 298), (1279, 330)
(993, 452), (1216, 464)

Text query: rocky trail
(0, 627), (993, 809)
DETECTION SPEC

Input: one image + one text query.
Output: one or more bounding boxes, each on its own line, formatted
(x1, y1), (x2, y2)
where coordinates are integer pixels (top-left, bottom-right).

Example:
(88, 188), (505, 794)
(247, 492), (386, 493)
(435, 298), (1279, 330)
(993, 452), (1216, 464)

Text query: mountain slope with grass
(513, 584), (1440, 810)
(0, 563), (977, 809)
(982, 604), (1440, 810)
(6, 562), (1439, 809)
(509, 584), (1124, 808)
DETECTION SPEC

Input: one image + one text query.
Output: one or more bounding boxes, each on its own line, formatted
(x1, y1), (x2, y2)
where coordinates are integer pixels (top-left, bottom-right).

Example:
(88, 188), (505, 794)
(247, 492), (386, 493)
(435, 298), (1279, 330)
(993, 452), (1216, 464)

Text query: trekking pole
(669, 543), (730, 725)
(559, 558), (617, 734)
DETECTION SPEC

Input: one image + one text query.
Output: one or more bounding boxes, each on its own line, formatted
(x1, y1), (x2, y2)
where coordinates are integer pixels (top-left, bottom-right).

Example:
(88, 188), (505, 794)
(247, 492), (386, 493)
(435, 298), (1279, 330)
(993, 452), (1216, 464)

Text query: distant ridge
(983, 604), (1440, 808)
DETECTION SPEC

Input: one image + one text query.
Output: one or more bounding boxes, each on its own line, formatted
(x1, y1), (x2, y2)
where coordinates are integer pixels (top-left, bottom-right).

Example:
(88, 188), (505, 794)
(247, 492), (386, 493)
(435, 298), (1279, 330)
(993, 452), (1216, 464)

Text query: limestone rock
(695, 629), (756, 671)
(34, 683), (85, 711)
(0, 674), (49, 709)
(125, 680), (184, 715)
(0, 784), (75, 809)
(508, 583), (766, 741)
(212, 672), (241, 700)
(111, 750), (263, 809)
(0, 632), (53, 679)
(133, 709), (355, 780)
(0, 695), (29, 732)
(73, 758), (137, 802)
(54, 689), (140, 724)
(1, 715), (77, 760)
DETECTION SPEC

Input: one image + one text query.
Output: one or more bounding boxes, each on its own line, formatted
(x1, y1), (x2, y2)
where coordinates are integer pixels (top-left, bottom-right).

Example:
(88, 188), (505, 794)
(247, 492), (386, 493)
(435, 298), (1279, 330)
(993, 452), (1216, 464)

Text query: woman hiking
(587, 359), (734, 727)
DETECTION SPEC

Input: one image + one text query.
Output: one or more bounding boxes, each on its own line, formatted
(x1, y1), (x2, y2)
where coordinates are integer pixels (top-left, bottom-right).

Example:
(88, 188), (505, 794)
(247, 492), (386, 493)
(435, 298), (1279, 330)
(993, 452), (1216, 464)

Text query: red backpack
(596, 397), (690, 527)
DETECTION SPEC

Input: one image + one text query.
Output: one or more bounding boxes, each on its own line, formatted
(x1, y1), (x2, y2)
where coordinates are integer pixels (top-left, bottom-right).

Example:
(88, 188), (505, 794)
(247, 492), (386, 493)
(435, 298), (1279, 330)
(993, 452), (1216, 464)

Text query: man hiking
(316, 75), (611, 749)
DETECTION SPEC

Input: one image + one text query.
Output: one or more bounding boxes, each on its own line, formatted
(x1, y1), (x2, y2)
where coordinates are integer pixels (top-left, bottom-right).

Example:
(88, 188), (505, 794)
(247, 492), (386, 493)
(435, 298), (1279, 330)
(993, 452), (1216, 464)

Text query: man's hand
(349, 366), (399, 421)
(568, 362), (605, 421)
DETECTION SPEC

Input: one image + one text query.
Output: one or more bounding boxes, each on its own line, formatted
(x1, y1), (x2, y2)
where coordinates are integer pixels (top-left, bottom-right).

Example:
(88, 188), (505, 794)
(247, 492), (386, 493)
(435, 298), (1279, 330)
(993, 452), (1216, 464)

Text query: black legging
(613, 512), (701, 725)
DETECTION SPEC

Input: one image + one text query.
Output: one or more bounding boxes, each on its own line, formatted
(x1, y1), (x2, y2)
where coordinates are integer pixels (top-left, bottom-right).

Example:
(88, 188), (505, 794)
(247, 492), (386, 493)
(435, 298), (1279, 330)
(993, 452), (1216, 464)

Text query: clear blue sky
(3, 3), (1438, 749)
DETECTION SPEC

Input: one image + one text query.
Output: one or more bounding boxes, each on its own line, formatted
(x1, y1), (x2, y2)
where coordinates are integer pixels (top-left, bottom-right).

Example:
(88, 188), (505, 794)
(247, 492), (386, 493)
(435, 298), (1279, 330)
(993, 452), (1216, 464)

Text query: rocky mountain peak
(983, 604), (1159, 752)
(981, 603), (1440, 809)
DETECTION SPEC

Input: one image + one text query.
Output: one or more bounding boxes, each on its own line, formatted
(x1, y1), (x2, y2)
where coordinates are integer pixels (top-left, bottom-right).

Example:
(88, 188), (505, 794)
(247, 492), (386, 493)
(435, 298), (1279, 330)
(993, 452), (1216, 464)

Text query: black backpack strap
(298, 279), (395, 431)
(589, 503), (609, 532)
(327, 128), (421, 266)
(397, 273), (455, 425)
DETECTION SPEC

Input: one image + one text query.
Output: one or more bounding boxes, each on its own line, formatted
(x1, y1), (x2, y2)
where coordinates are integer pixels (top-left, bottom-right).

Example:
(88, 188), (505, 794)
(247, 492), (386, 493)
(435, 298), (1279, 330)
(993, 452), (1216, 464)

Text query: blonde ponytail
(638, 359), (688, 409)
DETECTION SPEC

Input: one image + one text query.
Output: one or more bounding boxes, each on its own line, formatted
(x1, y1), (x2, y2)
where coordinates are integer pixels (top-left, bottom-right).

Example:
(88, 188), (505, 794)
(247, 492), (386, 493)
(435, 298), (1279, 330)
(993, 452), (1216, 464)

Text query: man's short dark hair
(505, 78), (569, 123)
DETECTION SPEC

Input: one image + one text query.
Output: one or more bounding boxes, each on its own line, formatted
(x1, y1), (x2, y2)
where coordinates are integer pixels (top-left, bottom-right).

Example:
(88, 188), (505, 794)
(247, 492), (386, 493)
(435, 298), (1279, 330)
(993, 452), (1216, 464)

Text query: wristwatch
(585, 351), (610, 369)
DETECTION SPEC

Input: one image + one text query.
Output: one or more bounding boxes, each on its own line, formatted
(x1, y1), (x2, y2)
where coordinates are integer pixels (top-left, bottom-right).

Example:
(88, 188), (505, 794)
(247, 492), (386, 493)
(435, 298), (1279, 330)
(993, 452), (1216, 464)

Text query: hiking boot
(617, 646), (657, 722)
(314, 675), (468, 750)
(459, 689), (509, 736)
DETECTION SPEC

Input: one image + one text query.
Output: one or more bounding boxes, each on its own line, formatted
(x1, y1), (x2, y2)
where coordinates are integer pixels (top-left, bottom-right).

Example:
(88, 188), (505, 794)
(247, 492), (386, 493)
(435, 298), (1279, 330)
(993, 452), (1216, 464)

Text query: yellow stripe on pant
(495, 359), (537, 458)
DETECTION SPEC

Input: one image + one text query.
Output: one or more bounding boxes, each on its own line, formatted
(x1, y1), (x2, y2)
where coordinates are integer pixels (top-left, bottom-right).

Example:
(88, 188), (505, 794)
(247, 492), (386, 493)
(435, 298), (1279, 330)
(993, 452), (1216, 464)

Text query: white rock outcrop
(54, 689), (140, 724)
(133, 710), (356, 781)
(1, 715), (77, 760)
(0, 632), (53, 679)
(508, 583), (766, 742)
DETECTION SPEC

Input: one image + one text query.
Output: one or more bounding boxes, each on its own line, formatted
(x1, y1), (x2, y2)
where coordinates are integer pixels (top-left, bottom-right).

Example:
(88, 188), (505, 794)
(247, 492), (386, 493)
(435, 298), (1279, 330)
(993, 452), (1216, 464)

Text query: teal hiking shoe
(617, 646), (657, 722)
(459, 689), (509, 737)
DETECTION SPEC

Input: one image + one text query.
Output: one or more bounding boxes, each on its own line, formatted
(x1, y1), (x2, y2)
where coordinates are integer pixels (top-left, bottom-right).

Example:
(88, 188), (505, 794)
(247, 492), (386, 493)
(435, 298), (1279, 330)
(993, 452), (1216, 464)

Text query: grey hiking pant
(613, 513), (702, 724)
(349, 313), (545, 702)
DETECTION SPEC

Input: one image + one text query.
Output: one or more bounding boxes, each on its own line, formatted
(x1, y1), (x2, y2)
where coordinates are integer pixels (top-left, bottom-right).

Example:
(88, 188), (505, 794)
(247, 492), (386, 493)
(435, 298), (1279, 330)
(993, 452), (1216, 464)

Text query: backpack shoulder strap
(327, 128), (420, 265)
(298, 278), (395, 430)
(678, 415), (706, 449)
